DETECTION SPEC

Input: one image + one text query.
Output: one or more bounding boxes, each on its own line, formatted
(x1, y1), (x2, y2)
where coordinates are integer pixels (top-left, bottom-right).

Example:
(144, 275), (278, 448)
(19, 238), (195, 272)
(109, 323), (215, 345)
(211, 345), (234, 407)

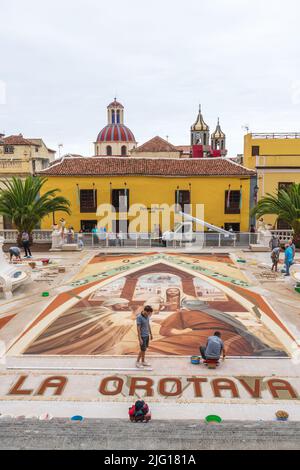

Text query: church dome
(96, 124), (136, 143)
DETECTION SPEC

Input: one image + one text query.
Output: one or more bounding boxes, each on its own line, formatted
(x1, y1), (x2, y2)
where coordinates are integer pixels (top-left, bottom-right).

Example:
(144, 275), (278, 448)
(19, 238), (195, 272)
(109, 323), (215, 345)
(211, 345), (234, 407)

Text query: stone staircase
(0, 418), (300, 450)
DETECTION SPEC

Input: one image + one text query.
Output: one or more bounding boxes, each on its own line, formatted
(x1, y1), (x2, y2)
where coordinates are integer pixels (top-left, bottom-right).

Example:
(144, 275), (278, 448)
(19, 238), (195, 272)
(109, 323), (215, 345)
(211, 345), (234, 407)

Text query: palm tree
(0, 176), (71, 243)
(251, 183), (300, 245)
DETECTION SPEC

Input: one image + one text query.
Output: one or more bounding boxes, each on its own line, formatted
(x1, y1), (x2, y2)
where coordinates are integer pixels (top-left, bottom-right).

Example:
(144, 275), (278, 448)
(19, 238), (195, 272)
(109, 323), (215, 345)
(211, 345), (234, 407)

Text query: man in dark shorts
(136, 305), (153, 368)
(200, 331), (226, 362)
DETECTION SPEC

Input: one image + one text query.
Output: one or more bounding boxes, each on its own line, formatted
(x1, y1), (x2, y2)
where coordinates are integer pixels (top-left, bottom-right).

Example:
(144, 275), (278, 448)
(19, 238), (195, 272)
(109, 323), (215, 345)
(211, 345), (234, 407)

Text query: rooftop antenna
(242, 124), (250, 133)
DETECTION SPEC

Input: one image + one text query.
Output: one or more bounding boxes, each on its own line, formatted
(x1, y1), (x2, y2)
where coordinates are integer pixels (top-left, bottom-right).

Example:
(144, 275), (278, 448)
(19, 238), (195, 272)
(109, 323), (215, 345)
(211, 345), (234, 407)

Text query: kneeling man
(200, 331), (226, 361)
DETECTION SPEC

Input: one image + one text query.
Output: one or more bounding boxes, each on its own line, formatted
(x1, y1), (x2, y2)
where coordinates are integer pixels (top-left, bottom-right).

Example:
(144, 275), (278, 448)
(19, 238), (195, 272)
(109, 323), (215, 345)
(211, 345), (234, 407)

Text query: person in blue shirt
(288, 239), (296, 264)
(284, 243), (293, 276)
(200, 331), (226, 361)
(91, 225), (99, 244)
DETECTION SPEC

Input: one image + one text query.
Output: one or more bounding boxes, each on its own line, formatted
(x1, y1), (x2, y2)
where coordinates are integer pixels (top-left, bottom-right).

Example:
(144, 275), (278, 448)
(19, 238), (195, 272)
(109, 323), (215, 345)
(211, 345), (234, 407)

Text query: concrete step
(0, 419), (300, 450)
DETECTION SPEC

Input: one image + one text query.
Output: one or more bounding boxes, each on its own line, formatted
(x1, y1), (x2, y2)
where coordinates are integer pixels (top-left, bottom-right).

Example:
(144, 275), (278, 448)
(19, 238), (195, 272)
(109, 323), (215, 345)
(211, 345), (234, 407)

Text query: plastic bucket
(71, 415), (84, 421)
(205, 415), (222, 423)
(191, 356), (200, 365)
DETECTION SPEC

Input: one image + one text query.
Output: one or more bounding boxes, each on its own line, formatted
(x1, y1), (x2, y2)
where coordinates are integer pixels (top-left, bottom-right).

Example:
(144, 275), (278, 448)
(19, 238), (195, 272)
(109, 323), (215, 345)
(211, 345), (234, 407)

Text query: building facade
(0, 133), (55, 229)
(39, 156), (255, 233)
(244, 132), (300, 228)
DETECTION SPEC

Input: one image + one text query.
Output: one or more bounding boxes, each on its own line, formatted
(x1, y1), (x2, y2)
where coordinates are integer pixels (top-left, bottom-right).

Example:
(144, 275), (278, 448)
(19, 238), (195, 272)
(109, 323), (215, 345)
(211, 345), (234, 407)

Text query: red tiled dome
(96, 124), (136, 143)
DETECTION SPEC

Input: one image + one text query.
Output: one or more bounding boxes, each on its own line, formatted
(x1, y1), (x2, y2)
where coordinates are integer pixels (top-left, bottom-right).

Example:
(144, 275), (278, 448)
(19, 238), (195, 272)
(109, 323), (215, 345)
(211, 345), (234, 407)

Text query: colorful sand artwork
(7, 253), (296, 357)
(0, 313), (16, 331)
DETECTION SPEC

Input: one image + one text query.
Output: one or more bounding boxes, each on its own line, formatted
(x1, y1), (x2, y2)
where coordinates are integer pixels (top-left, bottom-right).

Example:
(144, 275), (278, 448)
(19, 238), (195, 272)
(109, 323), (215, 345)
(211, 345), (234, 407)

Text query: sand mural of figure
(147, 288), (287, 357)
(25, 298), (134, 355)
(25, 273), (288, 357)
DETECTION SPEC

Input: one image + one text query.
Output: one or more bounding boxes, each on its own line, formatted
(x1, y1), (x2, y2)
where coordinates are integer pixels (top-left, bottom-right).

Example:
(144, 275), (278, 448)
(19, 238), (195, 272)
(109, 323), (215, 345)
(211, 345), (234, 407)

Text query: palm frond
(0, 176), (71, 234)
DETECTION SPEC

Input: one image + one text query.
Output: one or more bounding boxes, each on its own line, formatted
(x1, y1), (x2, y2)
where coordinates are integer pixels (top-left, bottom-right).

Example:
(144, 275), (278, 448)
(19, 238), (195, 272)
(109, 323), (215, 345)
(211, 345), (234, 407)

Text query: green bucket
(205, 415), (222, 423)
(42, 292), (49, 297)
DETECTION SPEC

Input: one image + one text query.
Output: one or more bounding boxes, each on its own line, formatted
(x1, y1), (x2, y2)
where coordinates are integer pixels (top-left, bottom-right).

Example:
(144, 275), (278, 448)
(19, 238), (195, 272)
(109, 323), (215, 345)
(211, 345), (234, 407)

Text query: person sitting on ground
(9, 246), (21, 262)
(199, 331), (226, 362)
(271, 246), (281, 272)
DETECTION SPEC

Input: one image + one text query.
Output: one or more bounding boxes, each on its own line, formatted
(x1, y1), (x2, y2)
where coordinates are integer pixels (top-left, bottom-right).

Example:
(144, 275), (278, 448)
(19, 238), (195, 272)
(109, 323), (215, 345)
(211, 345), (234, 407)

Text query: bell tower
(190, 105), (210, 146)
(211, 118), (227, 156)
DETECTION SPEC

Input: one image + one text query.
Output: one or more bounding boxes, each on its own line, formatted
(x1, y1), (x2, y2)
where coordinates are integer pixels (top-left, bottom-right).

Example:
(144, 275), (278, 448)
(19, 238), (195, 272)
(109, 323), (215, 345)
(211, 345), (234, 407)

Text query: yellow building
(244, 132), (300, 228)
(0, 133), (56, 229)
(39, 156), (255, 233)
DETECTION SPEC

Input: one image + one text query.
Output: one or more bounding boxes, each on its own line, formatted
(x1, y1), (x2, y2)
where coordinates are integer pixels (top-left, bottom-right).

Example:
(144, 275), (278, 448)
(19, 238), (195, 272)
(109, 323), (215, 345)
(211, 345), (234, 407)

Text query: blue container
(71, 415), (84, 421)
(191, 356), (200, 365)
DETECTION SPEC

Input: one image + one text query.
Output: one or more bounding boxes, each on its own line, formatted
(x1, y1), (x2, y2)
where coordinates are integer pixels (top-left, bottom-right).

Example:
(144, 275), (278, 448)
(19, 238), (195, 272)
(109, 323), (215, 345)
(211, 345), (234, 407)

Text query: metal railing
(251, 133), (300, 139)
(0, 229), (293, 248)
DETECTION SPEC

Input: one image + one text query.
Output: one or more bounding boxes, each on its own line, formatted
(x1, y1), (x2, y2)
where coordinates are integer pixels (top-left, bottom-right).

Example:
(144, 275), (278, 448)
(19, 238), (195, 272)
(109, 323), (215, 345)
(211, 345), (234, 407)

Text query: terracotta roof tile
(39, 157), (256, 177)
(1, 135), (37, 146)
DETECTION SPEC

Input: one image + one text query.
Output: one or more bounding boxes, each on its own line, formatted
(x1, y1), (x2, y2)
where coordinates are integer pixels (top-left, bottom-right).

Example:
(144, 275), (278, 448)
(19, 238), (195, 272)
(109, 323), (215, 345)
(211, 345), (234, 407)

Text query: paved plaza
(0, 247), (300, 448)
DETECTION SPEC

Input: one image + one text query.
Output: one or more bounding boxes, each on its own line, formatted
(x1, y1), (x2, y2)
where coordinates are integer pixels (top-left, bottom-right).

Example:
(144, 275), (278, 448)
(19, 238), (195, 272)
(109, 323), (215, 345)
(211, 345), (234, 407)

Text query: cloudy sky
(1, 0), (300, 157)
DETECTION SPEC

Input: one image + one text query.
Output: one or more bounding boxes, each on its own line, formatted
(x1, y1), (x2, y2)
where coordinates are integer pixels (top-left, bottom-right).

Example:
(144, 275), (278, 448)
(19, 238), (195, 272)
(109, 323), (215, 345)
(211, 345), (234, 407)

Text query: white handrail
(178, 211), (235, 237)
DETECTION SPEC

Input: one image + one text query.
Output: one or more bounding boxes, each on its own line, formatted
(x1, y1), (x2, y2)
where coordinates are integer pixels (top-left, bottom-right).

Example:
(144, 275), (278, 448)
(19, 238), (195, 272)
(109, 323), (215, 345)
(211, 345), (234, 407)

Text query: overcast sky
(1, 0), (300, 157)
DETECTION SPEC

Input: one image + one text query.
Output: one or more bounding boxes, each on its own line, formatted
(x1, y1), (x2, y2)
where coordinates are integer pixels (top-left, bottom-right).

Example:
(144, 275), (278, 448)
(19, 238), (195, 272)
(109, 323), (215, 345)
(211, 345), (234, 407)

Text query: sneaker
(135, 362), (143, 368)
(141, 362), (151, 367)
